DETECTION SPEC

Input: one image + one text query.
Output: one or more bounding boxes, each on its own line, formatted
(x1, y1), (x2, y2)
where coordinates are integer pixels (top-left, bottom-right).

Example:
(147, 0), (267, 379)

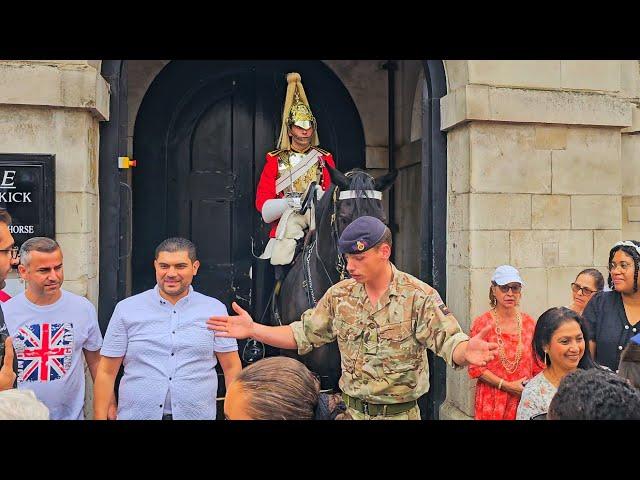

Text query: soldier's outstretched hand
(207, 302), (254, 339)
(464, 324), (499, 367)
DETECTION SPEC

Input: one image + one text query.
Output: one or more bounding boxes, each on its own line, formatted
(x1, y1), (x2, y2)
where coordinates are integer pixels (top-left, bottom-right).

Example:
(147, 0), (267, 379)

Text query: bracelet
(498, 379), (504, 391)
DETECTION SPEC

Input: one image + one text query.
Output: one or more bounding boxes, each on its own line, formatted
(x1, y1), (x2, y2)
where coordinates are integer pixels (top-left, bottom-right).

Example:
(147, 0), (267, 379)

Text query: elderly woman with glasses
(583, 240), (640, 372)
(568, 268), (604, 316)
(468, 265), (541, 420)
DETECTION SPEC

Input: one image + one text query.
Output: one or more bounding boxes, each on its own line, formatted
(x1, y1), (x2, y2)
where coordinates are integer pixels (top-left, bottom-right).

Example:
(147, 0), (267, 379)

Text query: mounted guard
(255, 72), (336, 284)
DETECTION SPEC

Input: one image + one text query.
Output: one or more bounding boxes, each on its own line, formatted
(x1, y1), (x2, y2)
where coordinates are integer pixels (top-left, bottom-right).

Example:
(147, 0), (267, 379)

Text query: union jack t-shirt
(3, 290), (103, 420)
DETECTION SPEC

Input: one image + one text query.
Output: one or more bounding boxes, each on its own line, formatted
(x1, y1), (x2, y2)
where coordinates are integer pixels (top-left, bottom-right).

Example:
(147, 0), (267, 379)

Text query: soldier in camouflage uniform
(209, 216), (498, 419)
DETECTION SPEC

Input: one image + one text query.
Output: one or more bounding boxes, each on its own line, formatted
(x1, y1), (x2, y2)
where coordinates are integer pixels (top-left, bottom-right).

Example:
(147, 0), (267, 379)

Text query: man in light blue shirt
(93, 237), (242, 420)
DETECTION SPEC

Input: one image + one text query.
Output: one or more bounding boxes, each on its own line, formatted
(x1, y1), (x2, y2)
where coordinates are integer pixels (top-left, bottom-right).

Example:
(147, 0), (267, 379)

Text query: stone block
(56, 233), (90, 281)
(622, 134), (640, 195)
(442, 85), (632, 131)
(448, 230), (470, 268)
(448, 193), (469, 232)
(63, 279), (88, 297)
(447, 125), (470, 194)
(446, 266), (470, 330)
(469, 267), (495, 320)
(468, 194), (531, 230)
(0, 62), (109, 120)
(571, 195), (621, 229)
(620, 61), (640, 99)
(534, 125), (567, 150)
(56, 193), (94, 233)
(469, 230), (510, 268)
(622, 196), (640, 240)
(561, 60), (621, 92)
(621, 106), (640, 134)
(516, 268), (548, 320)
(365, 146), (388, 169)
(444, 60), (469, 91)
(468, 60), (562, 89)
(532, 195), (571, 229)
(470, 123), (551, 193)
(510, 230), (593, 268)
(552, 127), (621, 195)
(594, 230), (621, 267)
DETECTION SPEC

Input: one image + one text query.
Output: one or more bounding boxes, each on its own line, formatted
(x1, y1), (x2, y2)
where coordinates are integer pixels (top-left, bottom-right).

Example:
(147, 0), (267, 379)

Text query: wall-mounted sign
(0, 154), (55, 247)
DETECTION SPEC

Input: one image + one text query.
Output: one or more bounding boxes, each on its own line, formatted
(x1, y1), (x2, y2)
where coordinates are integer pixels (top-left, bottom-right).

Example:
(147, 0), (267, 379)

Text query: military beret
(338, 216), (387, 254)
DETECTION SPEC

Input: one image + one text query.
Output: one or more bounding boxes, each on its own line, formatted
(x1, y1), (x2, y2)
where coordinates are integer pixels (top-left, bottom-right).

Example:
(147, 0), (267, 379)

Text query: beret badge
(356, 240), (366, 251)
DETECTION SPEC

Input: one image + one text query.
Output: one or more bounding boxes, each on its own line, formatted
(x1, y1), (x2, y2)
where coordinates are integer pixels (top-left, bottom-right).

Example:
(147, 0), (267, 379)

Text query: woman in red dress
(468, 265), (542, 420)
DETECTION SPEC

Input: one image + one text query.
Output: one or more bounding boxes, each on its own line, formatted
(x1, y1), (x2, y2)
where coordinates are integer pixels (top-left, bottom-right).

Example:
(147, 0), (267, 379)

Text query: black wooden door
(167, 74), (254, 306)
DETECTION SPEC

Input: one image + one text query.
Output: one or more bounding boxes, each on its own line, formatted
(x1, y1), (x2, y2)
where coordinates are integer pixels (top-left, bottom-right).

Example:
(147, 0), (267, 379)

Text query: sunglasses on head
(494, 283), (522, 293)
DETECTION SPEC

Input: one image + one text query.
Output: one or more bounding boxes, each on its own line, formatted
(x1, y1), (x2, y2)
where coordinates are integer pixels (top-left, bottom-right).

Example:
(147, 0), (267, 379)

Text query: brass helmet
(287, 90), (315, 130)
(277, 72), (320, 150)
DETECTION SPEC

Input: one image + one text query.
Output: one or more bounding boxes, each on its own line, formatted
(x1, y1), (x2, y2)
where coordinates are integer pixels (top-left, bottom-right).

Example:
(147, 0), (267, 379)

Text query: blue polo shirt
(101, 286), (237, 420)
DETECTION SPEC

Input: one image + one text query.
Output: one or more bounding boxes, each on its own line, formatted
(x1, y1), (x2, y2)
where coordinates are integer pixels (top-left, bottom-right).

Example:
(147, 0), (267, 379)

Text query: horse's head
(327, 165), (397, 236)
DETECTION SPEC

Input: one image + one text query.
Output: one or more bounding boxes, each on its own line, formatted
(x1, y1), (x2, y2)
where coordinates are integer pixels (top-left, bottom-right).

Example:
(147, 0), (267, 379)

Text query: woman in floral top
(469, 265), (541, 420)
(516, 307), (597, 420)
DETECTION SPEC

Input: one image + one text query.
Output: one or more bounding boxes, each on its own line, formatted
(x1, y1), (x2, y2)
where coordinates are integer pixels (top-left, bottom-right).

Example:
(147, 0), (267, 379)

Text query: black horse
(272, 165), (397, 391)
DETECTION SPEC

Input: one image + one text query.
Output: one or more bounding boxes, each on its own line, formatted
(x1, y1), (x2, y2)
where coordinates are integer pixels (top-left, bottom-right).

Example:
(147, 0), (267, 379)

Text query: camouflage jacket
(290, 264), (469, 404)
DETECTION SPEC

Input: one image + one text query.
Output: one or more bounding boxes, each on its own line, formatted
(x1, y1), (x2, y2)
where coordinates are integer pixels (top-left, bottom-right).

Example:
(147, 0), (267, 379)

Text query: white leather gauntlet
(261, 198), (288, 223)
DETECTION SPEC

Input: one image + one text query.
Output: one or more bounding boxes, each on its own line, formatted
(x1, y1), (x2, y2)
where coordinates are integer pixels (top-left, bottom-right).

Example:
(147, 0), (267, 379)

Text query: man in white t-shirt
(3, 237), (114, 420)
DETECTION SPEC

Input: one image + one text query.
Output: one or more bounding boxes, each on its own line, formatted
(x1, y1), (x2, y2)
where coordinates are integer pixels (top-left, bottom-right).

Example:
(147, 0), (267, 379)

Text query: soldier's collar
(388, 263), (399, 297)
(290, 145), (312, 154)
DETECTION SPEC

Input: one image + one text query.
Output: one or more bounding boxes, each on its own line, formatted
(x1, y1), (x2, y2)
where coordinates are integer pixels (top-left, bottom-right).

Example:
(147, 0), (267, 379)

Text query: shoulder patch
(313, 146), (331, 156)
(268, 149), (284, 157)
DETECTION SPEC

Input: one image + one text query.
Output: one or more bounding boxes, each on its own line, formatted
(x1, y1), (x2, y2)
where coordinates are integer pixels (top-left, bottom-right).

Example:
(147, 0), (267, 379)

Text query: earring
(544, 351), (549, 366)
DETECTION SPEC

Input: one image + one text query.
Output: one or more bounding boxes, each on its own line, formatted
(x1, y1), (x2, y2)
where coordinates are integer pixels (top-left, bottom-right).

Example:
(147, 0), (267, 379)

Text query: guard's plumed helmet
(277, 72), (320, 149)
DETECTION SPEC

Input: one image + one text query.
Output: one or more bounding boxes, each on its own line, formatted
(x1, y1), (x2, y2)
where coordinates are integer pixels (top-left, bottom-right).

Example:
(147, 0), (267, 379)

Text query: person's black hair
(533, 307), (596, 370)
(575, 268), (604, 292)
(548, 368), (640, 420)
(618, 342), (640, 390)
(155, 237), (197, 262)
(607, 240), (640, 292)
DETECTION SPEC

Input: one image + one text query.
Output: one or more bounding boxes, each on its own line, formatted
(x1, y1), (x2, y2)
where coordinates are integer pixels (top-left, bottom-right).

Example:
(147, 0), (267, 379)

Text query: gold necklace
(491, 308), (523, 374)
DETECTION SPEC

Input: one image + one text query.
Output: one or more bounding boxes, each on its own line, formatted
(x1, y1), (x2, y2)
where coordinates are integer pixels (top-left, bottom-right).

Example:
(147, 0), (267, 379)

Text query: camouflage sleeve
(289, 288), (337, 356)
(414, 290), (470, 370)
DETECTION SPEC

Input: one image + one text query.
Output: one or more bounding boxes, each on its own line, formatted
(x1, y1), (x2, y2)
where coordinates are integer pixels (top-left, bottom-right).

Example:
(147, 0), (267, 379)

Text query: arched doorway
(132, 60), (366, 309)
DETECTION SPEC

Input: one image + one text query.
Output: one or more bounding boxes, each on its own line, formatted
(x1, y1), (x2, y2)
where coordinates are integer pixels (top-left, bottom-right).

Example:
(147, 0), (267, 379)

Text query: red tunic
(0, 290), (11, 302)
(255, 149), (335, 238)
(468, 310), (542, 420)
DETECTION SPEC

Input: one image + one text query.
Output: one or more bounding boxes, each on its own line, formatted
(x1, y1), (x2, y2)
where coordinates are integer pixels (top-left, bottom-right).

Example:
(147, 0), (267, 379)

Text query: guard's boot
(274, 265), (285, 296)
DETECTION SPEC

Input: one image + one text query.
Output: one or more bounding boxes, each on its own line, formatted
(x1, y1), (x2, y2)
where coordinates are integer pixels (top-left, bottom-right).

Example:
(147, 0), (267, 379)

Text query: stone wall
(0, 60), (109, 419)
(440, 60), (639, 420)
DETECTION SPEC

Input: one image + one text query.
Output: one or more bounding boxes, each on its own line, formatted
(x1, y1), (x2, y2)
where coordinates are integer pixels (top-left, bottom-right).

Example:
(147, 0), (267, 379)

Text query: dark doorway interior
(133, 61), (365, 305)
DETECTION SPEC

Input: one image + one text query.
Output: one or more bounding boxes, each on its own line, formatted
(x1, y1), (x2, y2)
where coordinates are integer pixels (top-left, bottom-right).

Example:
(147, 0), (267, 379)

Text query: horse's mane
(314, 184), (335, 225)
(345, 169), (382, 219)
(314, 169), (384, 228)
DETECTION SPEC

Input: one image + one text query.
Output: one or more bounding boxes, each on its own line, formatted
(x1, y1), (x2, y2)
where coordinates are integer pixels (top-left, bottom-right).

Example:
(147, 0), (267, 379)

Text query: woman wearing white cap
(468, 265), (542, 420)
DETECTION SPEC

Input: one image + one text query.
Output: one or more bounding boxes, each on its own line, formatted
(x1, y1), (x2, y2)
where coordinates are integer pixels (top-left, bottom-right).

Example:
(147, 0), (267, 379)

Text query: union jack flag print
(15, 323), (73, 383)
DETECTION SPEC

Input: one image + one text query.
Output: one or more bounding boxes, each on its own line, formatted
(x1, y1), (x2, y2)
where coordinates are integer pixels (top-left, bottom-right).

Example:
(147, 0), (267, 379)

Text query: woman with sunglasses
(583, 240), (640, 372)
(468, 265), (541, 420)
(568, 268), (604, 316)
(516, 307), (597, 419)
